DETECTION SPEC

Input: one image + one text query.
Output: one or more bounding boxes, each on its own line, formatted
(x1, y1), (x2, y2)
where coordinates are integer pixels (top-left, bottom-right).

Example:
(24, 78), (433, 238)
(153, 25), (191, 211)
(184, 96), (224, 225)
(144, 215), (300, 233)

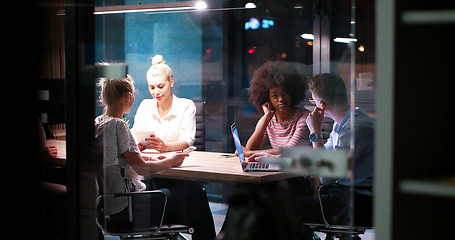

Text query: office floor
(105, 202), (375, 240)
(208, 202), (375, 240)
(208, 202), (228, 235)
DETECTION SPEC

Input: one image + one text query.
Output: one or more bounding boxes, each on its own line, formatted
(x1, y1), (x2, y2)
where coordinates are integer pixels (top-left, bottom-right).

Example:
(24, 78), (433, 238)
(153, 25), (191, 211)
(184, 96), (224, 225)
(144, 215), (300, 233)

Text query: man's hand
(306, 107), (324, 134)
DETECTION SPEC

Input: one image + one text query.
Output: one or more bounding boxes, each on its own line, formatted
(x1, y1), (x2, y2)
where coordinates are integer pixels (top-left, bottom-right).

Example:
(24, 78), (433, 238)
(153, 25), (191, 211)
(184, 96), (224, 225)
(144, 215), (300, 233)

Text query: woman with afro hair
(243, 61), (311, 158)
(220, 62), (314, 239)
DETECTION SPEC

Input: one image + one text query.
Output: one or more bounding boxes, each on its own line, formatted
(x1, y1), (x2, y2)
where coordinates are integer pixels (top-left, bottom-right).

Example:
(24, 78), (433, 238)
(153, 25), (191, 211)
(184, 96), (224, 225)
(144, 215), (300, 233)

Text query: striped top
(262, 108), (311, 148)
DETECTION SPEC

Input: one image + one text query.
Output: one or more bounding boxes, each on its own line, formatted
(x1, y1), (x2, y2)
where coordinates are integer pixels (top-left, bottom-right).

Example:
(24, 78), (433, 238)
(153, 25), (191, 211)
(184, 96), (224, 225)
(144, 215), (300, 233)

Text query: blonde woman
(132, 55), (196, 152)
(132, 56), (216, 239)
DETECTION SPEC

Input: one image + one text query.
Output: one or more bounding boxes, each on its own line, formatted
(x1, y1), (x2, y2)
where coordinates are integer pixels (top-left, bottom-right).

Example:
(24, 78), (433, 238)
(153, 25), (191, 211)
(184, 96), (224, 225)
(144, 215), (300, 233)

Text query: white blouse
(132, 95), (196, 146)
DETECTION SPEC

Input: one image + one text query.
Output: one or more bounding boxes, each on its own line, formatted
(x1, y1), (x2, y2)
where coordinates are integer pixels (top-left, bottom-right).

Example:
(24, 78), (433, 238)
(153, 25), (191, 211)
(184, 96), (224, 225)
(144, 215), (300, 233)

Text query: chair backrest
(194, 101), (205, 151)
(304, 184), (373, 239)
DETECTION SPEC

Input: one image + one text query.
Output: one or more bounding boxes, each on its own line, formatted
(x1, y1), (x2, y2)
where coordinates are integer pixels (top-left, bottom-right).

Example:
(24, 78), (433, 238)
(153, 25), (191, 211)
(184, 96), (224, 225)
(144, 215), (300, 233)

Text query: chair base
(313, 232), (362, 240)
(102, 225), (193, 240)
(306, 223), (372, 240)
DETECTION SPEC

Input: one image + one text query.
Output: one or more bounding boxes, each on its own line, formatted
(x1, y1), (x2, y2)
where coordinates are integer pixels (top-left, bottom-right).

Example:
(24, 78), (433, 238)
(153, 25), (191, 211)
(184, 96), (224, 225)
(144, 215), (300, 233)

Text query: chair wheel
(338, 234), (361, 240)
(168, 234), (179, 240)
(352, 235), (361, 240)
(337, 233), (353, 240)
(325, 233), (336, 240)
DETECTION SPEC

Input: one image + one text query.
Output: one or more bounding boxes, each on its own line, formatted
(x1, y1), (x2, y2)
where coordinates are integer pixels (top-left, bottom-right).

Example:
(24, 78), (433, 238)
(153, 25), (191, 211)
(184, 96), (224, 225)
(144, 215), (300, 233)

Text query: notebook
(230, 122), (281, 172)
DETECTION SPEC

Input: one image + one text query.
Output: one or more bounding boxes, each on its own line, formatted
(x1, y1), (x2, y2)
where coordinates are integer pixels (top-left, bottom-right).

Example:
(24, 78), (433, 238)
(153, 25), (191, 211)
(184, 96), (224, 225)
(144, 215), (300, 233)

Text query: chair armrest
(97, 189), (168, 231)
(113, 189), (167, 197)
(317, 184), (373, 226)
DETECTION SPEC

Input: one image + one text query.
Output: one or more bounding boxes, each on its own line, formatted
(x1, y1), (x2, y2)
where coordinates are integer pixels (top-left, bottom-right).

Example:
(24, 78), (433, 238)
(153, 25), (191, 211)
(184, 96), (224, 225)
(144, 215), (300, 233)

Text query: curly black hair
(248, 61), (307, 110)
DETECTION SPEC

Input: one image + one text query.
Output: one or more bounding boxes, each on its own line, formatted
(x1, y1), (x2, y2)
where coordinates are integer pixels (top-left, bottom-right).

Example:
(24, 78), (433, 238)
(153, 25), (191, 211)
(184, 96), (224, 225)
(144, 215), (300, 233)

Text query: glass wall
(89, 0), (376, 239)
(94, 0), (375, 149)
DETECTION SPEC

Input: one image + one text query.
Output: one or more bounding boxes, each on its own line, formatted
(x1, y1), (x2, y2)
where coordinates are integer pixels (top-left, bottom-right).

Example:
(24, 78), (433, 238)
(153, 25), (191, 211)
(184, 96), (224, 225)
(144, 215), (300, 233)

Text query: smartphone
(181, 146), (197, 154)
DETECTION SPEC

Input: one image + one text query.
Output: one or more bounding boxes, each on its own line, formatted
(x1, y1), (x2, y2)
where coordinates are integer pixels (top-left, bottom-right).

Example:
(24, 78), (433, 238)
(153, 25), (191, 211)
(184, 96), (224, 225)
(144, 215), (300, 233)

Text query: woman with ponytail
(131, 55), (216, 240)
(132, 55), (197, 153)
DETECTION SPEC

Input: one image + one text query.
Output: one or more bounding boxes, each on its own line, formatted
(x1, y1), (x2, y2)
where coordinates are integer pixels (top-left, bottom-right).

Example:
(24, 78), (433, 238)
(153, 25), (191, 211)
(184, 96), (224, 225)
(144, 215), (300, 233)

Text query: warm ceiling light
(358, 45), (365, 52)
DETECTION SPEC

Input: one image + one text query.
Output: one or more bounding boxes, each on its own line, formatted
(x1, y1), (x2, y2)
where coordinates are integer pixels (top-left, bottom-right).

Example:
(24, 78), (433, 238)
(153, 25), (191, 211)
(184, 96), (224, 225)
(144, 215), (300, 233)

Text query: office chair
(193, 101), (205, 151)
(95, 177), (194, 240)
(304, 185), (373, 240)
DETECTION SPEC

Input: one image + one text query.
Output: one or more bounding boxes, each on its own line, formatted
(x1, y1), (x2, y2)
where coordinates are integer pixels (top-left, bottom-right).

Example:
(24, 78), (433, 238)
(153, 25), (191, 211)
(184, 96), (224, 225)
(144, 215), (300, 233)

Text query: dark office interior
(28, 0), (455, 239)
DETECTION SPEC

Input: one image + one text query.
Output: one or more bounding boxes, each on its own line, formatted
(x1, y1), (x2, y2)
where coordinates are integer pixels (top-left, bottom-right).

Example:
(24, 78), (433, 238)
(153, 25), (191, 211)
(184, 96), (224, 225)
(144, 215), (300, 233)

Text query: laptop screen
(230, 123), (245, 164)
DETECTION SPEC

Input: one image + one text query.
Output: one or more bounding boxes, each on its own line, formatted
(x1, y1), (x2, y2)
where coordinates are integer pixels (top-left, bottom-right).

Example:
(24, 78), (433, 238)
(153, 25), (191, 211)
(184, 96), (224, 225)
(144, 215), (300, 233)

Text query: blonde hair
(98, 75), (134, 110)
(146, 54), (173, 81)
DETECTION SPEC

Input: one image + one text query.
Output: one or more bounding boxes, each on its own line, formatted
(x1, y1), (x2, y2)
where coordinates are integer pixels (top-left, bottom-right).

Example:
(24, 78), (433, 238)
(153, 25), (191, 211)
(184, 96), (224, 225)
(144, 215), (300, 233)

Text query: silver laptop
(230, 123), (281, 172)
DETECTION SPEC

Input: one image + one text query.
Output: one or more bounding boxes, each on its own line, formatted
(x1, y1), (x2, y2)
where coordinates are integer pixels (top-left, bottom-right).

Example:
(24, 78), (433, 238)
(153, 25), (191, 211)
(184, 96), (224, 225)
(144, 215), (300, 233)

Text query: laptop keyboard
(247, 162), (270, 169)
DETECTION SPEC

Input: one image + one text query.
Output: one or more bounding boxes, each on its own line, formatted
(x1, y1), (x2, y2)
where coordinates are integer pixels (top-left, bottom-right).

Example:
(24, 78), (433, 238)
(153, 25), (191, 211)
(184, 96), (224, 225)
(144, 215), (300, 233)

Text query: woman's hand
(166, 152), (188, 167)
(146, 136), (169, 152)
(234, 146), (254, 157)
(137, 143), (146, 151)
(247, 152), (274, 162)
(46, 145), (58, 158)
(261, 102), (275, 118)
(142, 155), (166, 161)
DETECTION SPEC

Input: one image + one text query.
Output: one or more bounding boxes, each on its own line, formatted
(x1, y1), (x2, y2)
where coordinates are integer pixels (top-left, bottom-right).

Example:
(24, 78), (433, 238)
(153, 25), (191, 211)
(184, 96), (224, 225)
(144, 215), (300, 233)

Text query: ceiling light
(358, 45), (365, 52)
(195, 1), (207, 9)
(94, 1), (206, 15)
(300, 33), (314, 40)
(333, 37), (357, 43)
(245, 2), (256, 9)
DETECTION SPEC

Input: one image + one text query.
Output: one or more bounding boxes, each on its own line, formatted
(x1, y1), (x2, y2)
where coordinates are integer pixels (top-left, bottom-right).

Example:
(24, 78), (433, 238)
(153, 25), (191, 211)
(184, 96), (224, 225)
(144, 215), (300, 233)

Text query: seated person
(133, 55), (215, 239)
(132, 54), (196, 152)
(295, 73), (375, 237)
(37, 118), (66, 239)
(95, 75), (214, 240)
(242, 61), (311, 157)
(220, 62), (314, 239)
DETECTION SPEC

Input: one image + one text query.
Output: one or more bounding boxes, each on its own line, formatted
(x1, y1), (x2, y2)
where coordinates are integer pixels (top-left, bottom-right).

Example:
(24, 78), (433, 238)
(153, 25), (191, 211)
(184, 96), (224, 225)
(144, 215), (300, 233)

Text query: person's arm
(148, 101), (195, 152)
(245, 116), (270, 150)
(123, 151), (187, 176)
(179, 101), (196, 147)
(247, 152), (279, 162)
(243, 147), (280, 157)
(245, 102), (275, 150)
(164, 100), (196, 151)
(148, 138), (189, 152)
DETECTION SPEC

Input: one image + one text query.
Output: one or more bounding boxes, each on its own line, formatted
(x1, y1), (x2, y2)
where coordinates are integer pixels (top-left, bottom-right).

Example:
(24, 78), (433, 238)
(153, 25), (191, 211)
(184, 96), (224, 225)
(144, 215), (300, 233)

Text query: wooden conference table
(45, 139), (297, 183)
